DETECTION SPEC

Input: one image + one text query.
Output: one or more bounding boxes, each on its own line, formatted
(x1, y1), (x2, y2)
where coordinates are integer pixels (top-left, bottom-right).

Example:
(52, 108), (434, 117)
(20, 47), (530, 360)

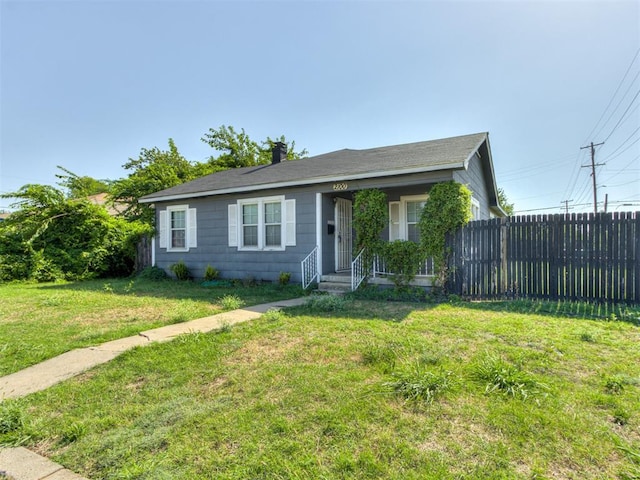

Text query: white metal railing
(301, 246), (319, 289)
(351, 248), (368, 291)
(372, 255), (436, 278)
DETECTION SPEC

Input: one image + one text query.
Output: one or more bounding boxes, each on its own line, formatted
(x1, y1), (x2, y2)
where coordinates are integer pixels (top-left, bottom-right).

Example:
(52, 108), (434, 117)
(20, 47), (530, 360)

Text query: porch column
(316, 192), (323, 278)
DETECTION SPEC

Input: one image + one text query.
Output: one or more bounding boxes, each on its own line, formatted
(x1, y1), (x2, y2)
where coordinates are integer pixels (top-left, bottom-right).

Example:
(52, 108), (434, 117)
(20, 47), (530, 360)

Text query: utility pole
(581, 141), (605, 214)
(561, 199), (573, 215)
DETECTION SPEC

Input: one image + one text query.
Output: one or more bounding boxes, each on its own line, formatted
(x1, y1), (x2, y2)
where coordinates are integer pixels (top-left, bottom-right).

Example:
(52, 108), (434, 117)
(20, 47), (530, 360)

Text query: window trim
(161, 204), (197, 252)
(471, 197), (481, 220)
(237, 195), (286, 251)
(390, 194), (428, 242)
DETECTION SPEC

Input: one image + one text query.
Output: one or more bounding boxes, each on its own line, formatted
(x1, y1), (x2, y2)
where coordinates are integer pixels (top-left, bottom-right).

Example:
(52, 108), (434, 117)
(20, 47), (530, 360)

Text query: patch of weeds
(470, 354), (548, 400)
(384, 363), (454, 404)
(361, 342), (399, 373)
(304, 294), (350, 312)
(217, 321), (232, 334)
(0, 402), (24, 434)
(102, 283), (114, 294)
(579, 331), (596, 343)
(617, 445), (640, 479)
(262, 308), (285, 322)
(220, 294), (244, 310)
(60, 422), (86, 445)
(613, 408), (631, 426)
(605, 376), (626, 394)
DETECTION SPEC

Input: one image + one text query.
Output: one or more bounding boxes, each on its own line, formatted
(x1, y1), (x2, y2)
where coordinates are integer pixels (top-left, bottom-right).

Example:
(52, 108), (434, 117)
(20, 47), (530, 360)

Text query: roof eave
(139, 162), (466, 204)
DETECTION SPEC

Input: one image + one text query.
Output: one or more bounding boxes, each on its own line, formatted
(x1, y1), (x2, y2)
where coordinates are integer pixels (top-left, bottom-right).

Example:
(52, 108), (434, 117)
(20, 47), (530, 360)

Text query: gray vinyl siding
(154, 187), (317, 283)
(453, 153), (491, 219)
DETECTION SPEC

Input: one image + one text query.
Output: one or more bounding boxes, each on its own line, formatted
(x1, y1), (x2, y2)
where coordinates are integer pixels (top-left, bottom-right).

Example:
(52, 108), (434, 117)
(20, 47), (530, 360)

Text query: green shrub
(380, 240), (425, 288)
(204, 265), (219, 281)
(138, 266), (169, 281)
(278, 271), (291, 285)
(170, 261), (191, 281)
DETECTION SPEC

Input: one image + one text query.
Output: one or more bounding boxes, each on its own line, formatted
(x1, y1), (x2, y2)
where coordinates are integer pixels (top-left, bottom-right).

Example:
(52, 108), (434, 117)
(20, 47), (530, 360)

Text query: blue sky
(1, 0), (639, 214)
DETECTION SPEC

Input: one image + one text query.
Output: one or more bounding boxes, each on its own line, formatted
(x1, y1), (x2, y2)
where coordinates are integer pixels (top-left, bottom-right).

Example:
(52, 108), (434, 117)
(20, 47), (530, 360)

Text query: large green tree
(497, 188), (514, 216)
(202, 125), (308, 168)
(55, 166), (112, 198)
(0, 184), (148, 281)
(110, 138), (216, 225)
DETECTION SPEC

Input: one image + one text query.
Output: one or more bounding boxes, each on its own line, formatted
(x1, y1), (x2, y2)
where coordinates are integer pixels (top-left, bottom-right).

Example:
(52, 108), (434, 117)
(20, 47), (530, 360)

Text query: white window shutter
(228, 204), (238, 247)
(187, 208), (197, 248)
(285, 199), (296, 246)
(159, 210), (168, 249)
(389, 202), (400, 241)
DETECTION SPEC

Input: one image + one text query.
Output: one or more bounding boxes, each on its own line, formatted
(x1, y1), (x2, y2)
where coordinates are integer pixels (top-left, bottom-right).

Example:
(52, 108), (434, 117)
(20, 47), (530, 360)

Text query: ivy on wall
(419, 181), (472, 286)
(353, 189), (388, 276)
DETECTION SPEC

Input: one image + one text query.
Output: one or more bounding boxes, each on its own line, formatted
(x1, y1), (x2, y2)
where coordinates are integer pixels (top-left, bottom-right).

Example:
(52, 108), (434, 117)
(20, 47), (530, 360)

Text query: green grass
(1, 296), (638, 479)
(0, 278), (304, 376)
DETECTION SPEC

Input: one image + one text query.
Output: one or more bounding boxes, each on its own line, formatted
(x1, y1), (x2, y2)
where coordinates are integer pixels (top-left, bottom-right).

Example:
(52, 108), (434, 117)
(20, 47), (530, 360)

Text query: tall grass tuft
(384, 363), (454, 403)
(470, 354), (547, 400)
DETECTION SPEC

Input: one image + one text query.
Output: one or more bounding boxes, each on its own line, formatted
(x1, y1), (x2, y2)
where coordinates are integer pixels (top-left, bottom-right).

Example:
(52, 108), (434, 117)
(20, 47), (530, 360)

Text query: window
(471, 197), (481, 220)
(264, 201), (282, 246)
(389, 195), (427, 242)
(229, 196), (295, 250)
(406, 200), (426, 242)
(242, 204), (259, 247)
(158, 205), (197, 252)
(170, 209), (186, 248)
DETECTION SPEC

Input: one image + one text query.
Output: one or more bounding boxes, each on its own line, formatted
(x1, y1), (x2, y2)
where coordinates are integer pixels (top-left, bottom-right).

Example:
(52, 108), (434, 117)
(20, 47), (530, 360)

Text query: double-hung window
(389, 195), (427, 242)
(229, 196), (295, 250)
(158, 205), (197, 252)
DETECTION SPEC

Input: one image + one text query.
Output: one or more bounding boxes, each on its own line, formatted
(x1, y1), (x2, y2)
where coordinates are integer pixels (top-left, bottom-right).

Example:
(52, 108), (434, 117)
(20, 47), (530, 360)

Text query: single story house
(139, 132), (504, 288)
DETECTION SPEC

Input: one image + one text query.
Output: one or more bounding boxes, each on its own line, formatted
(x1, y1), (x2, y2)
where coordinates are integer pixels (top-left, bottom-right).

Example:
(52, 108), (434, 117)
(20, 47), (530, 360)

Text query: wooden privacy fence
(447, 212), (639, 303)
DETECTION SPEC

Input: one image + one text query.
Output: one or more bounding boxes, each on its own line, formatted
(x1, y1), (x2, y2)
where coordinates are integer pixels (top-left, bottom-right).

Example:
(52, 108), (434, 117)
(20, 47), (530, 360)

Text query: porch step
(317, 281), (351, 294)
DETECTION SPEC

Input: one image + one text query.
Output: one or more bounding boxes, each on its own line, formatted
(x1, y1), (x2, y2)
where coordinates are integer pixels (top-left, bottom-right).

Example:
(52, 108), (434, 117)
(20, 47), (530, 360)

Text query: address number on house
(333, 182), (348, 191)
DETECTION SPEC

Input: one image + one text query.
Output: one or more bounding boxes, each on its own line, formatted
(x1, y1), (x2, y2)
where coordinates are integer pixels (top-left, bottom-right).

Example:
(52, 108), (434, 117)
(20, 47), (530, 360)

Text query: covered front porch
(301, 185), (439, 291)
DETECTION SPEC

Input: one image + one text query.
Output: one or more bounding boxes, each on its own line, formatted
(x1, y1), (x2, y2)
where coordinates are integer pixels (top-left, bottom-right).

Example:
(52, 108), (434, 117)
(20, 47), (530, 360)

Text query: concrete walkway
(0, 297), (307, 480)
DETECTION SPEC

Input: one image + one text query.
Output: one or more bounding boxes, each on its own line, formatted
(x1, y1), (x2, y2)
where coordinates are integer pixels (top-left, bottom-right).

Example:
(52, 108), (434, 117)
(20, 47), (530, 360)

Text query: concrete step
(320, 274), (351, 283)
(317, 281), (351, 294)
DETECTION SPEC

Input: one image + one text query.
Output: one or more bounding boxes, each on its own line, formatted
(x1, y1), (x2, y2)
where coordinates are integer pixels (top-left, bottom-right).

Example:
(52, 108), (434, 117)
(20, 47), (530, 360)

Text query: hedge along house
(139, 132), (504, 289)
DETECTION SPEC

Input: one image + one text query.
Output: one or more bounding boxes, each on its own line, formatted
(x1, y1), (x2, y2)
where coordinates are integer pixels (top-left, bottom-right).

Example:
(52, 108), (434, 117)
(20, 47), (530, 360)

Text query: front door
(335, 198), (353, 271)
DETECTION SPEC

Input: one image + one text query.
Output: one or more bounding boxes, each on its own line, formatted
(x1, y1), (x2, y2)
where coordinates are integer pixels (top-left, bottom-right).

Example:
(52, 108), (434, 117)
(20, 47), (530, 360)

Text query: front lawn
(1, 296), (639, 479)
(0, 278), (304, 376)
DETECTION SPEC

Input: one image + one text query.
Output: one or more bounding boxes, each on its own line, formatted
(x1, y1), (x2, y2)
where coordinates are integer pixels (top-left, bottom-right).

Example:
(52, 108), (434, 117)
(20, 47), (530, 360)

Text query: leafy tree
(55, 166), (111, 198)
(202, 125), (308, 168)
(110, 138), (215, 225)
(0, 184), (149, 281)
(497, 188), (514, 216)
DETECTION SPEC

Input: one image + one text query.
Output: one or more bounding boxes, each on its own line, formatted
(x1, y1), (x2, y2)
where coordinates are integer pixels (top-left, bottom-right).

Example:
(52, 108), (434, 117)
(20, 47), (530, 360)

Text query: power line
(584, 48), (640, 143)
(602, 87), (640, 143)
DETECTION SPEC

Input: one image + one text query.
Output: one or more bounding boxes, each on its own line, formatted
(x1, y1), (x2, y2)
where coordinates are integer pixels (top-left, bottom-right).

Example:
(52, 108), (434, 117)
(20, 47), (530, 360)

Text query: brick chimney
(271, 142), (287, 164)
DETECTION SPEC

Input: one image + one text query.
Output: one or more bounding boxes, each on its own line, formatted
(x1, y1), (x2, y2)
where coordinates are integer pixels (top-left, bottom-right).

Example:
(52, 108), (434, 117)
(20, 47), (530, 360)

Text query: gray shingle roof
(140, 132), (488, 203)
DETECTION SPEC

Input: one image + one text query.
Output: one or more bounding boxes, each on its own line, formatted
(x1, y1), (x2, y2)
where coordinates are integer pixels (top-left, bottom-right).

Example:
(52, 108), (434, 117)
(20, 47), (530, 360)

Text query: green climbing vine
(419, 181), (472, 287)
(353, 189), (388, 276)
